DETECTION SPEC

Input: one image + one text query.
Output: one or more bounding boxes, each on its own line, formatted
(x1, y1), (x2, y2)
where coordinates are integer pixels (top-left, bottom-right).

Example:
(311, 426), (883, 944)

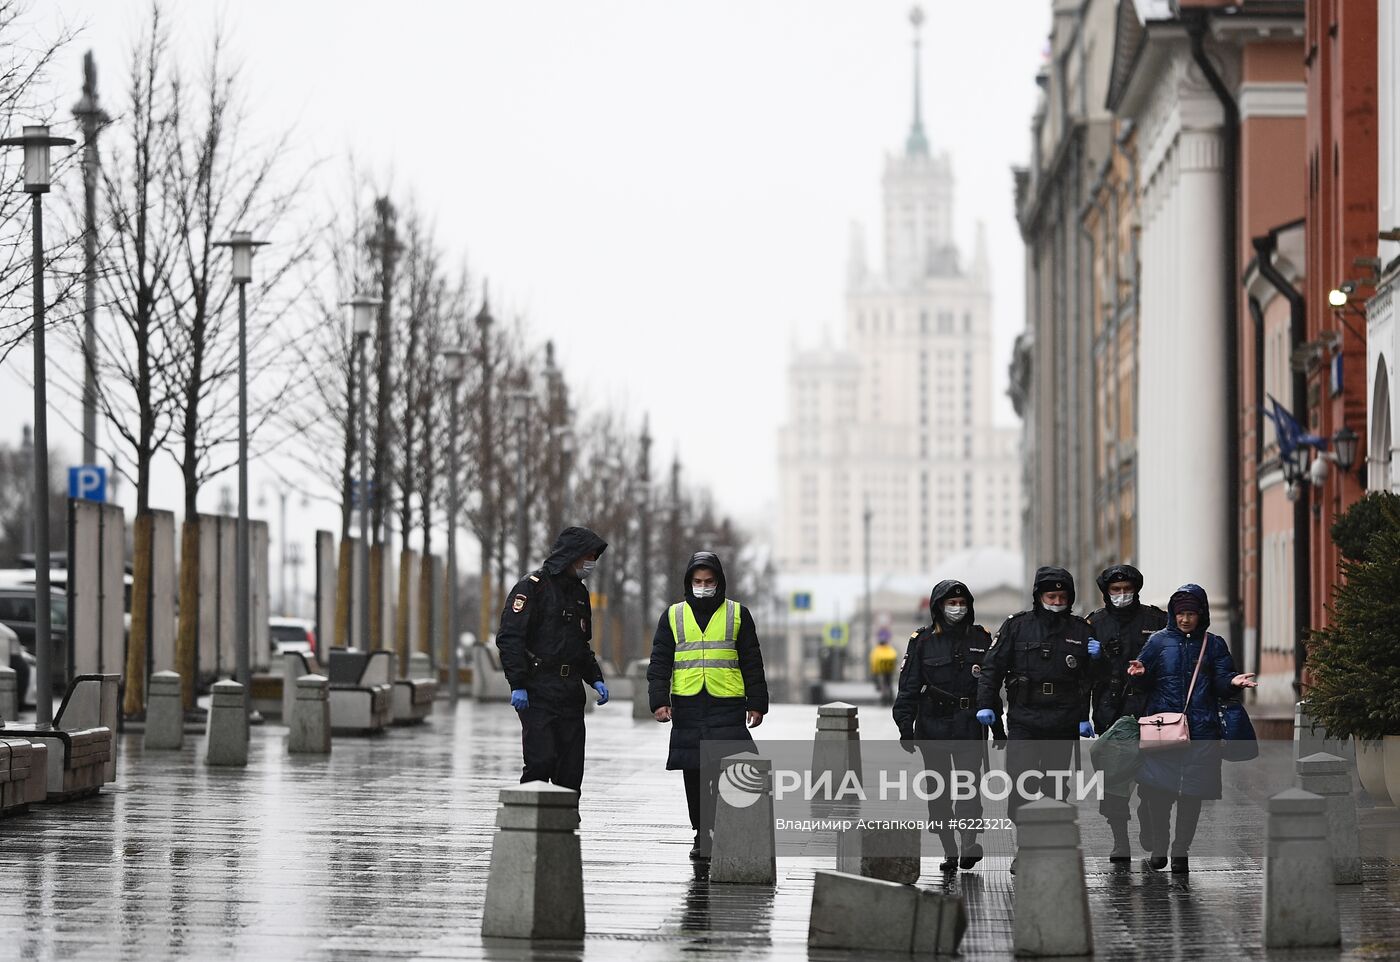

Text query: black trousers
(682, 768), (717, 835)
(518, 679), (587, 792)
(1005, 721), (1078, 822)
(1138, 785), (1204, 857)
(917, 739), (986, 831)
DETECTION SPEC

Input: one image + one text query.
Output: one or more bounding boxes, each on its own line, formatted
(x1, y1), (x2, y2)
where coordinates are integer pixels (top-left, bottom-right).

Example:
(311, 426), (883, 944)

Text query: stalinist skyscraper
(776, 7), (1021, 577)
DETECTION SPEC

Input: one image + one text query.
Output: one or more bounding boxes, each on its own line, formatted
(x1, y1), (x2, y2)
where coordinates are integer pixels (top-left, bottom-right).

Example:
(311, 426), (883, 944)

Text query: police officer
(497, 526), (610, 793)
(893, 580), (992, 873)
(1087, 563), (1167, 862)
(648, 551), (769, 860)
(976, 566), (1101, 835)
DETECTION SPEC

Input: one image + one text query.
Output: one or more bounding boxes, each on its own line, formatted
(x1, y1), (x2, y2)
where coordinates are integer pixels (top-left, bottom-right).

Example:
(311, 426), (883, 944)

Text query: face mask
(576, 561), (596, 581)
(1109, 592), (1135, 608)
(942, 603), (968, 623)
(1042, 602), (1068, 614)
(692, 584), (717, 599)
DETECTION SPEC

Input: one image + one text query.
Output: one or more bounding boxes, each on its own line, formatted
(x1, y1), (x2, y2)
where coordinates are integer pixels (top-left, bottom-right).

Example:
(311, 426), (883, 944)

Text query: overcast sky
(4, 0), (1049, 569)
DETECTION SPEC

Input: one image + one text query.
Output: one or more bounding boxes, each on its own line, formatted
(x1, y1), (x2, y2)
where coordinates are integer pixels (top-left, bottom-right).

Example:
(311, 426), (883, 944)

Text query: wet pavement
(2, 699), (1399, 960)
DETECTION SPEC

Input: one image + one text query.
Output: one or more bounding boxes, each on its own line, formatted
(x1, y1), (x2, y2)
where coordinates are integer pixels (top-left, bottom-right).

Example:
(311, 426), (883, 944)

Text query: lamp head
(1332, 424), (1359, 472)
(343, 294), (381, 338)
(1, 124), (76, 193)
(214, 230), (270, 283)
(442, 346), (468, 383)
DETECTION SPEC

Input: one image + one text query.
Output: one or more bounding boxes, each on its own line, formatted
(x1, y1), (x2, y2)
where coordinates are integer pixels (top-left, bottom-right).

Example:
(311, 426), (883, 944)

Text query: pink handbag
(1137, 638), (1208, 751)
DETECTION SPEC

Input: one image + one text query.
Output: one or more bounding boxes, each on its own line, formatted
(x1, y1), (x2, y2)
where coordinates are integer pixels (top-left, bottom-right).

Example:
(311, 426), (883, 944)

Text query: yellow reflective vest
(668, 600), (745, 698)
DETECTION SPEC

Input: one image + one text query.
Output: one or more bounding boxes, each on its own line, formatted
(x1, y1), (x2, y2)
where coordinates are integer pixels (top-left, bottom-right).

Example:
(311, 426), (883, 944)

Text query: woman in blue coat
(1126, 584), (1256, 873)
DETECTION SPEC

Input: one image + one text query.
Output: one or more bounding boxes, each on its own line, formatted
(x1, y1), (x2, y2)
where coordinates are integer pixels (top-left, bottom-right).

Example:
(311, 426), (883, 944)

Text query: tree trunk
(334, 536), (352, 650)
(418, 552), (433, 657)
(369, 543), (384, 649)
(395, 547), (411, 676)
(124, 511), (154, 718)
(176, 518), (200, 710)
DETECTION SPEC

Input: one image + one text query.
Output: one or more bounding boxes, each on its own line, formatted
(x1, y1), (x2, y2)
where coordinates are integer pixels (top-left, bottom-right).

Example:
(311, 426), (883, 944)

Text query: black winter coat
(893, 579), (992, 740)
(496, 527), (608, 693)
(1087, 564), (1167, 732)
(647, 552), (769, 771)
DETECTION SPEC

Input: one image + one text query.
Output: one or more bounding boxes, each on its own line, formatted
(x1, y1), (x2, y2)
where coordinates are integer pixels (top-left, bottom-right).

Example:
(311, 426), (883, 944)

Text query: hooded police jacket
(1086, 564), (1167, 732)
(892, 580), (993, 741)
(496, 526), (608, 691)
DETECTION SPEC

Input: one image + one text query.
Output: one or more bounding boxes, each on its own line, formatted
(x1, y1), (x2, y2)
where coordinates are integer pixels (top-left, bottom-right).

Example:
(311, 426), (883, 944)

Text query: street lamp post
(214, 230), (268, 709)
(346, 295), (380, 652)
(2, 124), (74, 727)
(443, 346), (468, 702)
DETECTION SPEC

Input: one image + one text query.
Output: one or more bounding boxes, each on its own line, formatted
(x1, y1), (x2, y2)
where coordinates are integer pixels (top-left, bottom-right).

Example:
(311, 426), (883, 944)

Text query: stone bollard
(629, 659), (652, 721)
(143, 671), (184, 750)
(836, 810), (921, 883)
(1296, 752), (1361, 884)
(710, 754), (777, 884)
(812, 702), (862, 797)
(481, 781), (584, 940)
(1013, 799), (1093, 957)
(808, 871), (966, 955)
(408, 652), (432, 680)
(288, 675), (331, 754)
(0, 666), (16, 722)
(205, 681), (249, 767)
(1263, 788), (1341, 948)
(281, 652), (305, 725)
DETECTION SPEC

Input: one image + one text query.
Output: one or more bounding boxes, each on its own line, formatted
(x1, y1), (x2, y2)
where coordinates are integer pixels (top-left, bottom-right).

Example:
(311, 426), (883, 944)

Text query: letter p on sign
(68, 465), (107, 502)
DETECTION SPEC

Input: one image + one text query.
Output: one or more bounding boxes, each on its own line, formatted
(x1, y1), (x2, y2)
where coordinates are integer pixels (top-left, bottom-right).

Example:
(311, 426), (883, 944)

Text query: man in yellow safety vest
(647, 551), (769, 860)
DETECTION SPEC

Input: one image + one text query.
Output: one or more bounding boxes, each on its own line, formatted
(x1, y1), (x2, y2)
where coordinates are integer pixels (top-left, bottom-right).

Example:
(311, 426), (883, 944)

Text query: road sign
(822, 622), (849, 647)
(68, 465), (107, 502)
(790, 591), (812, 611)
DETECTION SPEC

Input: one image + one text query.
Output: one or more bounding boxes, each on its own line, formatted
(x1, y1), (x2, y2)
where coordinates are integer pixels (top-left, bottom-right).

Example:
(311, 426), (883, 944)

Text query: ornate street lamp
(1, 125), (74, 726)
(1332, 425), (1359, 473)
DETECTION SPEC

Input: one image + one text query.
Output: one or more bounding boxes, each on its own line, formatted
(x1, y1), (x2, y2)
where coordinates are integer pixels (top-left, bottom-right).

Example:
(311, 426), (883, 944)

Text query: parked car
(269, 617), (316, 659)
(0, 584), (70, 671)
(4, 622), (37, 709)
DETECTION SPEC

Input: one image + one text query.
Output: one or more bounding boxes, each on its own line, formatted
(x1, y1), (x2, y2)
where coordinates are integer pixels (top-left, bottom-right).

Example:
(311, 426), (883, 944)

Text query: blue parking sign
(68, 465), (107, 502)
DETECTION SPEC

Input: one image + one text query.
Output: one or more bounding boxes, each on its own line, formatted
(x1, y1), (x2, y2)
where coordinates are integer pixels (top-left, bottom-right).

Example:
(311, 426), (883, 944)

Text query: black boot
(689, 831), (710, 860)
(937, 831), (958, 873)
(1108, 820), (1131, 863)
(1145, 855), (1168, 871)
(959, 832), (983, 870)
(1170, 856), (1189, 874)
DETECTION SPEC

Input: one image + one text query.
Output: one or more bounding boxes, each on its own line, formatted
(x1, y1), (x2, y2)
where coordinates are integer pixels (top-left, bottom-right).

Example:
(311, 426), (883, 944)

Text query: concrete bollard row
(481, 781), (584, 940)
(205, 680), (249, 767)
(1013, 799), (1093, 957)
(1263, 788), (1341, 948)
(0, 666), (16, 722)
(1296, 752), (1361, 884)
(288, 675), (331, 754)
(143, 670), (184, 750)
(710, 754), (777, 885)
(629, 659), (652, 721)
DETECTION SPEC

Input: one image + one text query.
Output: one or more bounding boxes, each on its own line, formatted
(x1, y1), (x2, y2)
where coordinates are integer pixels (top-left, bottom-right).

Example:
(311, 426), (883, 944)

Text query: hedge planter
(1356, 738), (1392, 806)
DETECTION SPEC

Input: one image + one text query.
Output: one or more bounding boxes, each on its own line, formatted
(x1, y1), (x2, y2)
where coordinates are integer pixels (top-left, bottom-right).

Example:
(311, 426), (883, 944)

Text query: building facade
(776, 13), (1020, 582)
(1368, 0), (1400, 494)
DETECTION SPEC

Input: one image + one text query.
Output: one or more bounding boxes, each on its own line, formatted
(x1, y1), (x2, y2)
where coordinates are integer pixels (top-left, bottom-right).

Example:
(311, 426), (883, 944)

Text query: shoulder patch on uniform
(909, 630), (919, 640)
(528, 574), (540, 583)
(512, 593), (528, 613)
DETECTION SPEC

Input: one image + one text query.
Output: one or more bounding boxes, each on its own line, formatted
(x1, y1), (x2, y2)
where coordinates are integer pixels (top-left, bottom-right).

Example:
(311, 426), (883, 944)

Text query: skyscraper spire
(906, 6), (929, 157)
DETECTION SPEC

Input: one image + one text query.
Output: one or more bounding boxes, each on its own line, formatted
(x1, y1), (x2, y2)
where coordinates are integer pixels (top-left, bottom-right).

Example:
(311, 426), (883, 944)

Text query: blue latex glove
(1087, 638), (1102, 659)
(510, 689), (529, 711)
(1079, 721), (1095, 739)
(976, 709), (996, 727)
(592, 681), (609, 705)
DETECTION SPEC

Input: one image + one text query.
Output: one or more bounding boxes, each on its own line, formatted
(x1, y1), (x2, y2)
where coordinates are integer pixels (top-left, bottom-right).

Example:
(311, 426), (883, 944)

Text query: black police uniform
(1086, 563), (1167, 855)
(892, 580), (991, 867)
(496, 526), (608, 793)
(977, 565), (1094, 822)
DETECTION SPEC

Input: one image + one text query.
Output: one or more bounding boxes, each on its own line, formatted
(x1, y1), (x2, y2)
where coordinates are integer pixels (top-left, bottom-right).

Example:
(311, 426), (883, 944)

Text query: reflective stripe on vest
(669, 600), (745, 698)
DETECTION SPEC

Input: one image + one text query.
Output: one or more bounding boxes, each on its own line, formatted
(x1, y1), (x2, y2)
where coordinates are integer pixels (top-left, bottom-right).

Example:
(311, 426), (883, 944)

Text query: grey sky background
(4, 0), (1050, 558)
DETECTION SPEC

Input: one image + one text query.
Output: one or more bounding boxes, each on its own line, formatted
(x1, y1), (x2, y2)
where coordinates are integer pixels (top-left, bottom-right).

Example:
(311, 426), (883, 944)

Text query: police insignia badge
(512, 594), (527, 613)
(1065, 653), (1078, 669)
(971, 664), (982, 676)
(580, 618), (588, 632)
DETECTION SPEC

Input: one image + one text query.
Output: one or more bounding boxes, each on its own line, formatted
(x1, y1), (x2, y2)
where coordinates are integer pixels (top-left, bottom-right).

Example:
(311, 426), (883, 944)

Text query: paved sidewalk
(1, 700), (1397, 960)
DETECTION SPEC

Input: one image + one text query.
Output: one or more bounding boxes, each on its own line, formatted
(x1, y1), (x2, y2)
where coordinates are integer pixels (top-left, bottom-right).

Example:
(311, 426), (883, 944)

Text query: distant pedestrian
(647, 551), (769, 860)
(892, 580), (992, 873)
(1086, 563), (1167, 863)
(870, 634), (898, 705)
(1126, 584), (1256, 874)
(496, 526), (610, 794)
